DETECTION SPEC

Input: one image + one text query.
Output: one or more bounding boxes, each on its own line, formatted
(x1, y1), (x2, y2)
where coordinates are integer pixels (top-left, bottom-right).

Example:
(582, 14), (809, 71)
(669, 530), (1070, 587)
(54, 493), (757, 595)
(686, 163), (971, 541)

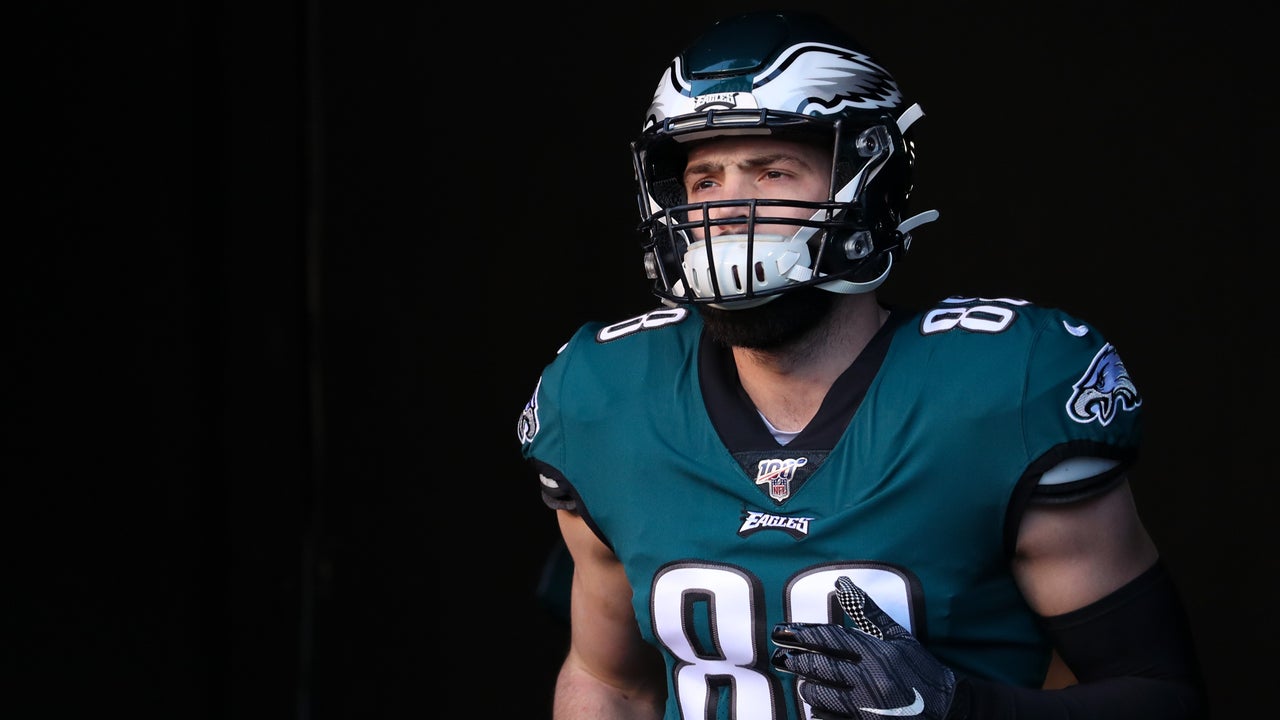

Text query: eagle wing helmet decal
(645, 42), (903, 129)
(1067, 343), (1143, 426)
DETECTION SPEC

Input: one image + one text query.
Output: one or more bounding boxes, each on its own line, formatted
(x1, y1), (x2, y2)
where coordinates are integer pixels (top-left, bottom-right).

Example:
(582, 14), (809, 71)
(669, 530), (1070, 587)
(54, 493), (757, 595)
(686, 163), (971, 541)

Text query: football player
(518, 10), (1206, 719)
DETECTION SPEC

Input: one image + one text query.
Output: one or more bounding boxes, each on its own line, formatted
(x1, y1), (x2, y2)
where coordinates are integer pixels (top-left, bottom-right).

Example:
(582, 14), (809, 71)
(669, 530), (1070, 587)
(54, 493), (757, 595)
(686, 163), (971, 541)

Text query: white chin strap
(678, 233), (813, 308)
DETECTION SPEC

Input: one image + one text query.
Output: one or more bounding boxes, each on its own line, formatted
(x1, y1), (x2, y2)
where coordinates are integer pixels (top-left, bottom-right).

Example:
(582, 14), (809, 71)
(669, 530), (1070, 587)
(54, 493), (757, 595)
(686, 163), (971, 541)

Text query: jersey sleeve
(515, 305), (701, 521)
(1020, 308), (1143, 503)
(516, 327), (595, 512)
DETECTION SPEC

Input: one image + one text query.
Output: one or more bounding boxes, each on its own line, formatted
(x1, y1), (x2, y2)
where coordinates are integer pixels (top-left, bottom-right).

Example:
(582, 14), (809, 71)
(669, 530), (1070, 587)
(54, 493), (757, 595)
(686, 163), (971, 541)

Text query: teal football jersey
(517, 296), (1142, 720)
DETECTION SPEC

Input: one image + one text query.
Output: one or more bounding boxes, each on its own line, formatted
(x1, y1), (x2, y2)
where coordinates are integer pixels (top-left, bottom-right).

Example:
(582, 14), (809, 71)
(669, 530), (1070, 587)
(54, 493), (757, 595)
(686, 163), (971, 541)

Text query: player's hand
(771, 576), (964, 720)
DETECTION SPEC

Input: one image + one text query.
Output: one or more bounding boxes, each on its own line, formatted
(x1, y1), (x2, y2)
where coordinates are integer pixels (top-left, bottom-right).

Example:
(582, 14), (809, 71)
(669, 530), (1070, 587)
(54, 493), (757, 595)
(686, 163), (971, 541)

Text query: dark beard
(697, 287), (835, 351)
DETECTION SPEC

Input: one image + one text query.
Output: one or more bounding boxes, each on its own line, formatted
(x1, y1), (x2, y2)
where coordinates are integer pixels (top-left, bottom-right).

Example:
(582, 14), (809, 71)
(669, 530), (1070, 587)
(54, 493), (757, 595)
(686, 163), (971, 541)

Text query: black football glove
(771, 576), (964, 720)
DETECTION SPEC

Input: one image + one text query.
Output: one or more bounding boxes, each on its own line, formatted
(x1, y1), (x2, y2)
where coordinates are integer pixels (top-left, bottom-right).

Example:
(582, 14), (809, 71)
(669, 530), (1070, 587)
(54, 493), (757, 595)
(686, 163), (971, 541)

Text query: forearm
(957, 675), (1203, 719)
(954, 562), (1207, 719)
(553, 657), (664, 720)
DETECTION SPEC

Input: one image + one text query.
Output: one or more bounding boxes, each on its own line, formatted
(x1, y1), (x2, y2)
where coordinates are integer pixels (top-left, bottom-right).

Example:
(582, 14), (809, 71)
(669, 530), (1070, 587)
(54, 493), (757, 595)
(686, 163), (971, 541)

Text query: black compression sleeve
(952, 562), (1207, 719)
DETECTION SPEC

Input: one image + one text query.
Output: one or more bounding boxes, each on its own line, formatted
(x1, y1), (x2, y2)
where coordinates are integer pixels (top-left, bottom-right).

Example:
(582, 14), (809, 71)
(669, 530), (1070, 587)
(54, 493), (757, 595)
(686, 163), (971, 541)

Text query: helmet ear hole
(651, 177), (686, 209)
(832, 160), (855, 192)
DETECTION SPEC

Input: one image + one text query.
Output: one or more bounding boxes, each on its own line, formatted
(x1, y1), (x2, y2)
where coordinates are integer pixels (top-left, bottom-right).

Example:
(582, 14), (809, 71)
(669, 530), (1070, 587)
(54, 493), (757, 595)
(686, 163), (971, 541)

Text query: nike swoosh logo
(859, 688), (924, 716)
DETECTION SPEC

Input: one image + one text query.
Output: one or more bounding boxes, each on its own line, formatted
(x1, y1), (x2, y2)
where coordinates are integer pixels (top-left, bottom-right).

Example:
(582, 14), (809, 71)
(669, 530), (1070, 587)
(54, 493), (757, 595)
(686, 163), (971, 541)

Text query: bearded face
(697, 287), (836, 351)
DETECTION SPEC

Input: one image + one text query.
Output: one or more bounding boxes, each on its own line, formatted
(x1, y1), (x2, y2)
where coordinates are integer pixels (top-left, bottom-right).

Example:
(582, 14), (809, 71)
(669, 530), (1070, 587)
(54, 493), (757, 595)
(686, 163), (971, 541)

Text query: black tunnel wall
(11, 2), (1274, 718)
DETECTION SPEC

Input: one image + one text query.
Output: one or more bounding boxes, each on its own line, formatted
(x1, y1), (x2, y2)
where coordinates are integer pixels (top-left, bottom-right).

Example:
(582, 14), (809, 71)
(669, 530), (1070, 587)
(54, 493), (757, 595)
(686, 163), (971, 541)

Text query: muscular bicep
(555, 510), (666, 708)
(1012, 478), (1159, 617)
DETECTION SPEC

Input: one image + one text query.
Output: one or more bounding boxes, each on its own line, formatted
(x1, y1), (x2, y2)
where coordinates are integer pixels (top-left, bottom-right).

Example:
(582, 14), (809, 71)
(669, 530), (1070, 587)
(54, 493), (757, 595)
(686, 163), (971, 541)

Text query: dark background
(10, 2), (1272, 718)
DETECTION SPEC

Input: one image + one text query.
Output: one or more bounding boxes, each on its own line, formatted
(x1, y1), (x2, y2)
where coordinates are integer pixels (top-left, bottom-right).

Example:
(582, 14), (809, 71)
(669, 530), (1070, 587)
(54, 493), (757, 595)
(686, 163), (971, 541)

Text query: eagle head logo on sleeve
(1066, 343), (1142, 426)
(517, 377), (541, 445)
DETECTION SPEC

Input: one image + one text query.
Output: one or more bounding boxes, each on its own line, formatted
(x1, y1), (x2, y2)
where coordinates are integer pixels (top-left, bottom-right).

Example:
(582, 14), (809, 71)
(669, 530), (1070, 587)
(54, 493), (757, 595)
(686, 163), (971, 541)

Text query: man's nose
(706, 188), (753, 236)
